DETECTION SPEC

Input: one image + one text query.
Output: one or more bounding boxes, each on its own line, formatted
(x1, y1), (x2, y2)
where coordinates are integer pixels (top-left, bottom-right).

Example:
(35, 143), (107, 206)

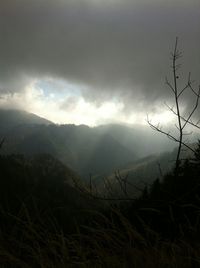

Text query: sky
(0, 0), (199, 126)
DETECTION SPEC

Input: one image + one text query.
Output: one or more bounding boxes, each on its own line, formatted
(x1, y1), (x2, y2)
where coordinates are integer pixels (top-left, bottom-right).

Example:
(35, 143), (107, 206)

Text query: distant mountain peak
(0, 109), (53, 131)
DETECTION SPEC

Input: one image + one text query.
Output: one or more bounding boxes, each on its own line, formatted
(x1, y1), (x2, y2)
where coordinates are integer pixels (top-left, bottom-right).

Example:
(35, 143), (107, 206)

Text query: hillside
(0, 153), (100, 234)
(0, 109), (52, 133)
(0, 110), (137, 176)
(98, 145), (197, 198)
(96, 124), (175, 158)
(0, 109), (178, 179)
(0, 110), (200, 267)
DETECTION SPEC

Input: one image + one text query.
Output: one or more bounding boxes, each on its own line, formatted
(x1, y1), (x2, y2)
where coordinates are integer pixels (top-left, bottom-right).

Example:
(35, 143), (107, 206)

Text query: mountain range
(0, 109), (176, 180)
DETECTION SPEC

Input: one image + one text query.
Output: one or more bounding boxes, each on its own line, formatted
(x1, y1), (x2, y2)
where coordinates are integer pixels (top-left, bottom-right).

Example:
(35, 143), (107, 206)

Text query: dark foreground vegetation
(0, 141), (200, 267)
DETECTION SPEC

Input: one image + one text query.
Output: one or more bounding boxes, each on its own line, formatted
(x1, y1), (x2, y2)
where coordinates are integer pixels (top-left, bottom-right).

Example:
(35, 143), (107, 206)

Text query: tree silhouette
(148, 38), (200, 173)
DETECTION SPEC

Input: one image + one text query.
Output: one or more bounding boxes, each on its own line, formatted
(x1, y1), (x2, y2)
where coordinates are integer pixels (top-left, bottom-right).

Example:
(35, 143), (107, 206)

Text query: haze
(0, 0), (199, 125)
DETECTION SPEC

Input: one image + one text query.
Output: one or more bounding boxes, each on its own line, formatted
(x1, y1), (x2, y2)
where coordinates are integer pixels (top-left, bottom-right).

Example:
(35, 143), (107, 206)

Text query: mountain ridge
(0, 109), (53, 132)
(0, 109), (177, 178)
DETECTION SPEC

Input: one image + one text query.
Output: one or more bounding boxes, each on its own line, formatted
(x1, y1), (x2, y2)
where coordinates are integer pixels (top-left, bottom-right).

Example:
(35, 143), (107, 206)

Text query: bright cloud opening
(0, 78), (176, 127)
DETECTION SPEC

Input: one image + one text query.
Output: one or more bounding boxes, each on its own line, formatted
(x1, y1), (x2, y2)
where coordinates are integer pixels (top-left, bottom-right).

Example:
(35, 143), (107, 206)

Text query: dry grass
(0, 205), (200, 268)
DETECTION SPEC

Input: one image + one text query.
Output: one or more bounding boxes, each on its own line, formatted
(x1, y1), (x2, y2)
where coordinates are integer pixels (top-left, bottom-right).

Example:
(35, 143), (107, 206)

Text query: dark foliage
(0, 142), (200, 266)
(0, 154), (95, 235)
(125, 140), (200, 243)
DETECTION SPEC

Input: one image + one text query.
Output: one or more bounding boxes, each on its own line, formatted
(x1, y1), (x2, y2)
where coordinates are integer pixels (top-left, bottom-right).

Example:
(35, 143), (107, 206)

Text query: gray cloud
(0, 0), (199, 114)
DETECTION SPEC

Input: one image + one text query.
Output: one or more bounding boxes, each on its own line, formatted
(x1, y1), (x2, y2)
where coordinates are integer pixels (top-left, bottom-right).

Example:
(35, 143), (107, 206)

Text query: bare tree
(73, 38), (200, 200)
(148, 37), (200, 173)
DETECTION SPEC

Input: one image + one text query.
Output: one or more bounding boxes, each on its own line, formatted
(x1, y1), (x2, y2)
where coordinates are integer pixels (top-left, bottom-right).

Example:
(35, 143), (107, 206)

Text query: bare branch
(177, 73), (191, 98)
(181, 87), (200, 130)
(165, 77), (175, 93)
(147, 117), (195, 154)
(188, 82), (200, 97)
(165, 102), (200, 130)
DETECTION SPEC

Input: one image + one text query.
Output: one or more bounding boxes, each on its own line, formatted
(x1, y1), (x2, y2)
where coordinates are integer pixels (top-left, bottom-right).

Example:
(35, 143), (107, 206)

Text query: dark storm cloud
(0, 0), (199, 111)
